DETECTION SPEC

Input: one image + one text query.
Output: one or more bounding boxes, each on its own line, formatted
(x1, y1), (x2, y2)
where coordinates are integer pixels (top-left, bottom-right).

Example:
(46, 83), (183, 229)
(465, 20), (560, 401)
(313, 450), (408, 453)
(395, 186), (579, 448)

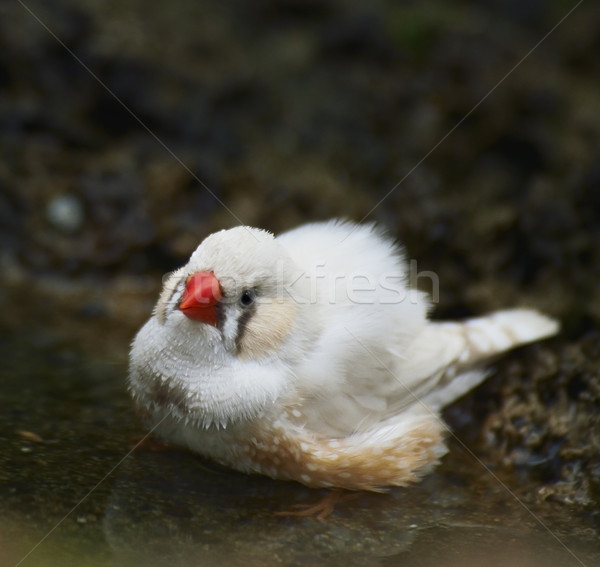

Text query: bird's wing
(302, 309), (558, 436)
(393, 308), (559, 411)
(279, 222), (559, 433)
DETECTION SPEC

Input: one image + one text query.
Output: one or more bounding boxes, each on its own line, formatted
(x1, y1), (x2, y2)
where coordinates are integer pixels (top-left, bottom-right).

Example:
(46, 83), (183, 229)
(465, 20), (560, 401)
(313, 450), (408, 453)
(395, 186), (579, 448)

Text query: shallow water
(1, 327), (598, 567)
(2, 0), (600, 563)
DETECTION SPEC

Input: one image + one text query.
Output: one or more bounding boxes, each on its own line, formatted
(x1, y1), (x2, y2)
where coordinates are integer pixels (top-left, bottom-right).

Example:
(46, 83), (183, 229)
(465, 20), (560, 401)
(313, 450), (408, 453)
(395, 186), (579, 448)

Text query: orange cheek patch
(237, 300), (299, 360)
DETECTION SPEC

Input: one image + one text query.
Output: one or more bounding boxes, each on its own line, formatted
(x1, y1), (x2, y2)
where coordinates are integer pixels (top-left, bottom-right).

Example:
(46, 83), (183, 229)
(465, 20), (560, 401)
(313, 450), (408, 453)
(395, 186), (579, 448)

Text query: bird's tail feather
(447, 308), (559, 366)
(415, 308), (559, 410)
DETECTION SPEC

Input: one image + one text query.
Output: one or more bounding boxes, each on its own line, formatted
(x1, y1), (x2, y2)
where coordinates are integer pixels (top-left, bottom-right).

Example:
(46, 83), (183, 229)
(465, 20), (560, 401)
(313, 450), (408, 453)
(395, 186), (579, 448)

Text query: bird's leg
(274, 489), (359, 521)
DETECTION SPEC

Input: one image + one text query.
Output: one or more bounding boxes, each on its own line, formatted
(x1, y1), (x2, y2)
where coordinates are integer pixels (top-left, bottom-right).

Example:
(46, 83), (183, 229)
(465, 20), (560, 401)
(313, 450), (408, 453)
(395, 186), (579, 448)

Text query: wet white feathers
(128, 220), (559, 490)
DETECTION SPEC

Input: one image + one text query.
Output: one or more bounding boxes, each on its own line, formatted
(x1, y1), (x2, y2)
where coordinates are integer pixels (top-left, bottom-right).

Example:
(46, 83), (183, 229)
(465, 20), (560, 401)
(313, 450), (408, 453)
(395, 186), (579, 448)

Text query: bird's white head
(128, 226), (311, 428)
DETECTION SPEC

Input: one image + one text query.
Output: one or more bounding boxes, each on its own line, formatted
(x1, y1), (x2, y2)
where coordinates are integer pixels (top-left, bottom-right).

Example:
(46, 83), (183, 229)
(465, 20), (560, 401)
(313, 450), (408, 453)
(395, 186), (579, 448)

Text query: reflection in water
(103, 447), (418, 566)
(102, 446), (599, 567)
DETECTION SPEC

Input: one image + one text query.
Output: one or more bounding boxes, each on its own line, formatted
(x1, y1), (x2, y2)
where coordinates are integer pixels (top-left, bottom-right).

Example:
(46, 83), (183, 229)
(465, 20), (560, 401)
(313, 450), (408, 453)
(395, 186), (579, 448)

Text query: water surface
(1, 327), (597, 566)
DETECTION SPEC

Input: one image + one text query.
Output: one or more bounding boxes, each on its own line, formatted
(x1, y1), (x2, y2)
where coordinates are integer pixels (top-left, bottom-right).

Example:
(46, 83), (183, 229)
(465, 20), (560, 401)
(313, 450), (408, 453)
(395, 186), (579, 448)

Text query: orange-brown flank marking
(238, 415), (445, 491)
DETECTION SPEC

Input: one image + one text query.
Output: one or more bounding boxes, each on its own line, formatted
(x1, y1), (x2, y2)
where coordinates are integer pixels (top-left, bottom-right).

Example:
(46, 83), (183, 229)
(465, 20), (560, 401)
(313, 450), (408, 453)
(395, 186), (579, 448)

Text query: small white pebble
(46, 194), (85, 233)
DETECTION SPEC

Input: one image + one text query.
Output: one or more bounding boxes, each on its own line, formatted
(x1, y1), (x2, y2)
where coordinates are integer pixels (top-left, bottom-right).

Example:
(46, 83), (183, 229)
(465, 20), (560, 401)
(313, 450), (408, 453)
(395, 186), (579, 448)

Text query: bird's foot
(275, 489), (358, 521)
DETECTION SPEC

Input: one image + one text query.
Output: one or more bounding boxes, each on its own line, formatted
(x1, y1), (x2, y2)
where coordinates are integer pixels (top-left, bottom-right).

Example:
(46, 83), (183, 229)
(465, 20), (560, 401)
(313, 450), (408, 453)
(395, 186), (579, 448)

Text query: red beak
(179, 271), (222, 326)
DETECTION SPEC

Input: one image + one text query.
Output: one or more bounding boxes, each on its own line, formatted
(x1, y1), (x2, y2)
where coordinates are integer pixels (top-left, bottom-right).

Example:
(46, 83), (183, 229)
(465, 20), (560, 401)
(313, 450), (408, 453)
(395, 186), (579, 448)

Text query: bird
(128, 220), (559, 491)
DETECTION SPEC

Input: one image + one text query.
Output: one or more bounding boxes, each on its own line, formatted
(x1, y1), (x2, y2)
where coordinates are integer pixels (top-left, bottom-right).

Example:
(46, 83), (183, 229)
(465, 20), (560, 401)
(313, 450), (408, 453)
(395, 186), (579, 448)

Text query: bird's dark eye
(240, 289), (256, 307)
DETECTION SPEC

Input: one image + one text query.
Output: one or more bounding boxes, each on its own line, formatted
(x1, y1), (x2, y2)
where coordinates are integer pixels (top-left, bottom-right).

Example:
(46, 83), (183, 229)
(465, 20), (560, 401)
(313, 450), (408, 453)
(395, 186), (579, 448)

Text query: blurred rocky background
(1, 0), (599, 512)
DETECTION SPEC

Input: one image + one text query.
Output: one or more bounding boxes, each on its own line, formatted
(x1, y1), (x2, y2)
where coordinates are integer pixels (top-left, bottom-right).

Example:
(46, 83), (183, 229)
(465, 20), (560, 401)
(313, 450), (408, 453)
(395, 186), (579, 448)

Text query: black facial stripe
(216, 298), (226, 329)
(235, 302), (257, 354)
(173, 282), (185, 309)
